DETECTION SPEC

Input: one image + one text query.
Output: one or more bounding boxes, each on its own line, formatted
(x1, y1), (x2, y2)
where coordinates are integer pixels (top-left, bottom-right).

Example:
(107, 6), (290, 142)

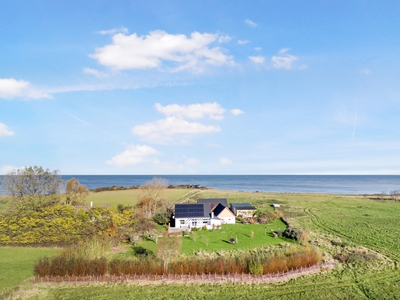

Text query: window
(192, 220), (197, 227)
(180, 220), (185, 224)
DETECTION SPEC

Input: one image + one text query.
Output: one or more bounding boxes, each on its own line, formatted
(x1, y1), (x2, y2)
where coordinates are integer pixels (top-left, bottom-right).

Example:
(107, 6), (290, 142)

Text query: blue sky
(1, 0), (400, 175)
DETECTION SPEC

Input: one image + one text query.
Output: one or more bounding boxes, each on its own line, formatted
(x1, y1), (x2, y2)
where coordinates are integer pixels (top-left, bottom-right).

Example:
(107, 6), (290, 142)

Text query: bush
(283, 227), (303, 241)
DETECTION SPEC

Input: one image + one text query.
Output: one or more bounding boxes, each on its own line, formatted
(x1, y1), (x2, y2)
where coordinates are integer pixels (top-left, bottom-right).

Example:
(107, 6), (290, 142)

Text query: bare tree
(2, 166), (62, 211)
(136, 177), (168, 219)
(65, 178), (89, 205)
(157, 231), (182, 273)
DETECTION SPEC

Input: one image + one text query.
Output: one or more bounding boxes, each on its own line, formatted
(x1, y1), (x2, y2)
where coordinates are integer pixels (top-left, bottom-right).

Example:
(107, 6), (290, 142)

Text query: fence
(34, 262), (336, 285)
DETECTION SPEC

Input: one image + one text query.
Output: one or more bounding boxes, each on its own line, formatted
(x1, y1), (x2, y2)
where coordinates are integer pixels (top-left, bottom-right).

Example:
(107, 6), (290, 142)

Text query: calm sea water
(1, 175), (397, 195)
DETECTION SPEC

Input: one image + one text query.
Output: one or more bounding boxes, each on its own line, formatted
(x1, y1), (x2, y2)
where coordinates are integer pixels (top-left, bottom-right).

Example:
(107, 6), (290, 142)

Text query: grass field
(0, 247), (60, 292)
(86, 188), (195, 208)
(3, 190), (400, 299)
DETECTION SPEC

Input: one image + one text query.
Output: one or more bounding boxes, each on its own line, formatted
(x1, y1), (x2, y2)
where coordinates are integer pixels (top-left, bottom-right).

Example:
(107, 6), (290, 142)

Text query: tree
(136, 177), (168, 219)
(2, 166), (62, 211)
(65, 178), (89, 205)
(157, 231), (182, 273)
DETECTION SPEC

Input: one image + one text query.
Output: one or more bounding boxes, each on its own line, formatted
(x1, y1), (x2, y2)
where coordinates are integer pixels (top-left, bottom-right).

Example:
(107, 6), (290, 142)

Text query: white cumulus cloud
(0, 123), (14, 136)
(271, 49), (299, 70)
(220, 157), (233, 165)
(83, 68), (108, 78)
(249, 55), (265, 64)
(90, 30), (234, 73)
(155, 102), (225, 120)
(230, 109), (244, 116)
(132, 116), (221, 144)
(106, 145), (159, 167)
(245, 19), (258, 28)
(0, 78), (50, 99)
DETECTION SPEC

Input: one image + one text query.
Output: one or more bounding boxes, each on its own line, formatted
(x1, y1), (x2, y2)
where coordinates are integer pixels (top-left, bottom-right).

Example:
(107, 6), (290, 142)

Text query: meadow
(2, 189), (400, 299)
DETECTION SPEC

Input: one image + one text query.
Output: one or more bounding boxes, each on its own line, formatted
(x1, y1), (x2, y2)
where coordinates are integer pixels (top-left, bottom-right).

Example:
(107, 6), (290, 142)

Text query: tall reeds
(34, 245), (321, 277)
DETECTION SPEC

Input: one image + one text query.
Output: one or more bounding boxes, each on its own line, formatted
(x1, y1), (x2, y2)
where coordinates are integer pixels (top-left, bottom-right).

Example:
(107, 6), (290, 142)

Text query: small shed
(229, 203), (257, 217)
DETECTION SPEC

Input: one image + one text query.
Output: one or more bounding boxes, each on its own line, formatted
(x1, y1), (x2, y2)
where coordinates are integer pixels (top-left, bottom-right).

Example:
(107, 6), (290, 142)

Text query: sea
(1, 175), (399, 195)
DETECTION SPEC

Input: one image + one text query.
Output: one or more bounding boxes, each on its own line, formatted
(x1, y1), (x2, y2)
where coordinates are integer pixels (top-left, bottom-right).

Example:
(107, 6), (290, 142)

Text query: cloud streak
(96, 27), (129, 35)
(83, 68), (109, 78)
(245, 19), (258, 28)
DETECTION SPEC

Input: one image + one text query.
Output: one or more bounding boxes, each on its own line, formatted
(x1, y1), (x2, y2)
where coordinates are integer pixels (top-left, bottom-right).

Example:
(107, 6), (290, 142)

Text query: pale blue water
(2, 175), (398, 195)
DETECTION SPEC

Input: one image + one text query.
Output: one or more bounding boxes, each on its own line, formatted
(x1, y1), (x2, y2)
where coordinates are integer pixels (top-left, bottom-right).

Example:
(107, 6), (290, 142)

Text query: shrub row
(0, 205), (136, 246)
(34, 246), (321, 277)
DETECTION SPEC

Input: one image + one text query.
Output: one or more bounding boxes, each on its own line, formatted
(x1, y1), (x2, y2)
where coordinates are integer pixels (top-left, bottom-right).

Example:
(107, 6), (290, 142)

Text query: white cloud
(220, 157), (233, 165)
(0, 78), (50, 99)
(254, 47), (262, 51)
(249, 55), (265, 64)
(245, 19), (258, 28)
(237, 40), (249, 45)
(218, 35), (231, 43)
(132, 116), (221, 144)
(155, 102), (225, 120)
(106, 145), (159, 167)
(83, 68), (108, 78)
(271, 49), (299, 70)
(96, 27), (129, 35)
(90, 30), (234, 73)
(0, 165), (17, 174)
(0, 123), (14, 136)
(230, 109), (244, 116)
(185, 158), (199, 165)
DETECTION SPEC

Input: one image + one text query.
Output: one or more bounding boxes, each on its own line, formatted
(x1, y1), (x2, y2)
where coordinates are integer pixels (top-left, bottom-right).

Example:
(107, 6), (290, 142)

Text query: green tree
(65, 178), (89, 205)
(1, 166), (62, 212)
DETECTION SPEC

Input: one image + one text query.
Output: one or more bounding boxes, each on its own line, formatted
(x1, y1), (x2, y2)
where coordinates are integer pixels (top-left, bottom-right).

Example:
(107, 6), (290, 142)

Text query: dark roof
(230, 203), (252, 207)
(197, 198), (228, 210)
(175, 203), (210, 218)
(230, 203), (257, 210)
(212, 203), (233, 217)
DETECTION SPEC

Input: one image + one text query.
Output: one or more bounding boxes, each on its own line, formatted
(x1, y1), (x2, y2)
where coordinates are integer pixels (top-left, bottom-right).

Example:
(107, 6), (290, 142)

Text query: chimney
(211, 211), (214, 218)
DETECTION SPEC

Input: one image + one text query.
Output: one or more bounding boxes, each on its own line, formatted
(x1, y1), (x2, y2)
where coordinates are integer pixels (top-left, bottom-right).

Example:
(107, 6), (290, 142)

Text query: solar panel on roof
(175, 204), (205, 218)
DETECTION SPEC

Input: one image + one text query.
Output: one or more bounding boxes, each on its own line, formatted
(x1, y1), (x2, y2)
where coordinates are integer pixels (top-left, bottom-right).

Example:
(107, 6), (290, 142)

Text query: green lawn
(181, 219), (290, 253)
(0, 247), (60, 292)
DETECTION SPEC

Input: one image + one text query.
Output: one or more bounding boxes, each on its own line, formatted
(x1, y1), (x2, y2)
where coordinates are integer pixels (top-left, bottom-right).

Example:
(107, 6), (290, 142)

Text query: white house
(212, 203), (236, 224)
(173, 203), (222, 230)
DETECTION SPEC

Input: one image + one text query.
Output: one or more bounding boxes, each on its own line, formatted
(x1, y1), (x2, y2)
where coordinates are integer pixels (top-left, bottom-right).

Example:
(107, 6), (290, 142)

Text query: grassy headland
(1, 189), (400, 299)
